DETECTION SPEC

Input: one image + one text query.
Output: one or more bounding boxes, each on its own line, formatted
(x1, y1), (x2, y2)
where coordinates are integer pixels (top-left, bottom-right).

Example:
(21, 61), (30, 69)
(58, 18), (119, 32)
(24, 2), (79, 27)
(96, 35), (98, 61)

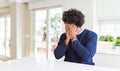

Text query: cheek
(65, 26), (68, 31)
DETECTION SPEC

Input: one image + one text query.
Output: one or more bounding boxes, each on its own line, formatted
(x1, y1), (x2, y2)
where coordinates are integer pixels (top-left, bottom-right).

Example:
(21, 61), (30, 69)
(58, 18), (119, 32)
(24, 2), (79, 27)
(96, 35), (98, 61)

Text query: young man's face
(65, 23), (82, 39)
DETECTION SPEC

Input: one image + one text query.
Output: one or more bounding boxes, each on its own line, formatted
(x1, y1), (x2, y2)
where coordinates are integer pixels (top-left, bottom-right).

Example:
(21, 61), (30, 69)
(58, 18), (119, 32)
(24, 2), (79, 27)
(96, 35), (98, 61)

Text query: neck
(77, 27), (84, 34)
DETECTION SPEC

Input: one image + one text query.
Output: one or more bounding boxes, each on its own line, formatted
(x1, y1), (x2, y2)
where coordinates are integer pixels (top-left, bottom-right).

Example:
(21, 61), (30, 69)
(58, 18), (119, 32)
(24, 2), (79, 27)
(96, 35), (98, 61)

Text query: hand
(68, 25), (78, 39)
(65, 24), (71, 39)
(65, 24), (81, 45)
(65, 24), (71, 45)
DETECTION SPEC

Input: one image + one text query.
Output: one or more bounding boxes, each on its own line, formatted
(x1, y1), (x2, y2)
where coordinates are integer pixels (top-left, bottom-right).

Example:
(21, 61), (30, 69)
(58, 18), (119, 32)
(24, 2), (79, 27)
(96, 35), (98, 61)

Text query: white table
(0, 56), (120, 71)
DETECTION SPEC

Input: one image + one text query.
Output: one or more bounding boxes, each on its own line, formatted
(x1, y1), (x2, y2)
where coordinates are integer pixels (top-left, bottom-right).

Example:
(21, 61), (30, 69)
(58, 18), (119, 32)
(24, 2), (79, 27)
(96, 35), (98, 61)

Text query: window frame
(0, 12), (11, 58)
(32, 6), (63, 59)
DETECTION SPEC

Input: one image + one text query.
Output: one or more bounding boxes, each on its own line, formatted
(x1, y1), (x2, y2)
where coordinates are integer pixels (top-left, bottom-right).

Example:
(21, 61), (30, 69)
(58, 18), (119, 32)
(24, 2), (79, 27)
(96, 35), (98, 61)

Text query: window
(93, 19), (120, 38)
(0, 13), (11, 57)
(33, 7), (63, 59)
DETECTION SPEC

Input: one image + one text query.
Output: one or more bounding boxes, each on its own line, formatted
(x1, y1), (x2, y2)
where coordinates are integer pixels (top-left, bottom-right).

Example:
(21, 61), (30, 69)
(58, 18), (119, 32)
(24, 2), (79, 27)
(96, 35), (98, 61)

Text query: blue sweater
(54, 29), (97, 65)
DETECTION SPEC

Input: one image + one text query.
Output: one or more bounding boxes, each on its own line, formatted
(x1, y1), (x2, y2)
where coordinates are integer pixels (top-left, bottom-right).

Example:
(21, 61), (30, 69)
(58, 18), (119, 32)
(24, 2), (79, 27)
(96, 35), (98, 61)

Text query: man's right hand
(65, 24), (71, 45)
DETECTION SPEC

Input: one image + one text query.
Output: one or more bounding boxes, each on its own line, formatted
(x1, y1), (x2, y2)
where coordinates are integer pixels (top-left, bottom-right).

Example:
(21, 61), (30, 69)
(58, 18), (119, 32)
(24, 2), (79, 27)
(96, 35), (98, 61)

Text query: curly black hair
(62, 8), (85, 27)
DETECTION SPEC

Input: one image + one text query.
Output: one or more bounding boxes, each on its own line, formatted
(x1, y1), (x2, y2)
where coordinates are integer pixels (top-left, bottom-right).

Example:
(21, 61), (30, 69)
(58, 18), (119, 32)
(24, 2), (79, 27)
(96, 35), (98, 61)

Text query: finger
(69, 26), (74, 32)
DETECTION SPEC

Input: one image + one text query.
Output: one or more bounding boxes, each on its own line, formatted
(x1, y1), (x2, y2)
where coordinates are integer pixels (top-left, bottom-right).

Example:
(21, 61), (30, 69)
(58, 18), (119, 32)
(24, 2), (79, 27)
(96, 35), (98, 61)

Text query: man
(54, 8), (97, 65)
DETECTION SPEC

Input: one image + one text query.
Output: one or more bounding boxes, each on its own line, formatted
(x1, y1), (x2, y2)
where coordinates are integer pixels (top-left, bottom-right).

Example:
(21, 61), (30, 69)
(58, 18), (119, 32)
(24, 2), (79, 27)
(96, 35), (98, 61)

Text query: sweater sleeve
(72, 32), (98, 60)
(54, 33), (68, 59)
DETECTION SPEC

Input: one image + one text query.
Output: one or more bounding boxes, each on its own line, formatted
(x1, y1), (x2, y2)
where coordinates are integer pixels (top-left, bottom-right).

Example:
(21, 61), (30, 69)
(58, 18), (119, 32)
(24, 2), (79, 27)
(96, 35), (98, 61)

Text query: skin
(65, 23), (82, 45)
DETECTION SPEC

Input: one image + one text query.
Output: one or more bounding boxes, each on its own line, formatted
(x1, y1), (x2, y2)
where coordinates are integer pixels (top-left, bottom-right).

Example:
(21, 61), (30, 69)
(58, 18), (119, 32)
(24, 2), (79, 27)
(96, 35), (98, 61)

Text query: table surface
(0, 56), (120, 71)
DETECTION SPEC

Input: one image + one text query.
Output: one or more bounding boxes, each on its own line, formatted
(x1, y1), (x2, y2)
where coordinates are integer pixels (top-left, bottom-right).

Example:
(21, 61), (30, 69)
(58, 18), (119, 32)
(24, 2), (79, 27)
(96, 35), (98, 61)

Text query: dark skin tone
(65, 23), (82, 45)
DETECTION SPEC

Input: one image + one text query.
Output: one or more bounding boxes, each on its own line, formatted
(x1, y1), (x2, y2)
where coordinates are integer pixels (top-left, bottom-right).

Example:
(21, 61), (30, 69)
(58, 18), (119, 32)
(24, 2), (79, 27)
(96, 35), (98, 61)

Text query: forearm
(54, 42), (67, 59)
(72, 39), (97, 60)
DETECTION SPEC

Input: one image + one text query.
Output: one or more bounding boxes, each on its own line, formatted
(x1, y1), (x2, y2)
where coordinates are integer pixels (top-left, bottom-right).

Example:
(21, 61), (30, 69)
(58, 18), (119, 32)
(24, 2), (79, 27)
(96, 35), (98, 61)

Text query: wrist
(71, 37), (77, 42)
(65, 38), (70, 45)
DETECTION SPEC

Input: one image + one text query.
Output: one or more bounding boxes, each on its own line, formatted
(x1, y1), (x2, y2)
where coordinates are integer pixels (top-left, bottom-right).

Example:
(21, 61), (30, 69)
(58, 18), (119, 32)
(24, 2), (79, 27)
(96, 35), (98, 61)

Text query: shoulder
(83, 29), (97, 37)
(60, 33), (66, 37)
(59, 33), (66, 39)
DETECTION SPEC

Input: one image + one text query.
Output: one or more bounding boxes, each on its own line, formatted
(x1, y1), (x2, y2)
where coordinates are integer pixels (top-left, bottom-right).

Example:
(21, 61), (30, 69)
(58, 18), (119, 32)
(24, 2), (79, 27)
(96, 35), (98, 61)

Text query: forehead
(65, 23), (76, 26)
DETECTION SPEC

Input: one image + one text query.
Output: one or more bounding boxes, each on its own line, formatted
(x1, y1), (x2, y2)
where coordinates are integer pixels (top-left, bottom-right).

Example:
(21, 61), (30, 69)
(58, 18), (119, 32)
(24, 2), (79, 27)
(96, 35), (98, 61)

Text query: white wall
(28, 0), (62, 9)
(96, 0), (120, 18)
